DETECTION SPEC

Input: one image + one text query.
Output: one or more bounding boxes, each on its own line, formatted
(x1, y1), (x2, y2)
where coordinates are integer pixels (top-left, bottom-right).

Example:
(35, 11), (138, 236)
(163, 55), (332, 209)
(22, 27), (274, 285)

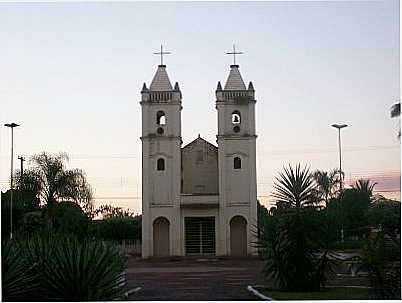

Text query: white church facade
(140, 60), (257, 258)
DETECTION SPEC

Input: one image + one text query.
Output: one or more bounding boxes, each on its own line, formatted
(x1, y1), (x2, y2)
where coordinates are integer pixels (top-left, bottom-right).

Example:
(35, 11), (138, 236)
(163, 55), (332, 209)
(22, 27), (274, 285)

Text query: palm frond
(272, 164), (316, 209)
(390, 102), (400, 118)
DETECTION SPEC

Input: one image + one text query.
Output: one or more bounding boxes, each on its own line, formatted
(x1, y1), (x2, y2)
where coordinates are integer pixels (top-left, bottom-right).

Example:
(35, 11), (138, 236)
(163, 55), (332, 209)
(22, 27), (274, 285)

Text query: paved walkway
(125, 257), (265, 301)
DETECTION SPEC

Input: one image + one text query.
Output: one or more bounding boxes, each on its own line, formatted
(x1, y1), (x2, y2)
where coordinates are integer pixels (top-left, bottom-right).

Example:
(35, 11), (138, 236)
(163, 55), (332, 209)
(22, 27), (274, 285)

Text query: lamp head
(331, 124), (348, 129)
(4, 123), (20, 128)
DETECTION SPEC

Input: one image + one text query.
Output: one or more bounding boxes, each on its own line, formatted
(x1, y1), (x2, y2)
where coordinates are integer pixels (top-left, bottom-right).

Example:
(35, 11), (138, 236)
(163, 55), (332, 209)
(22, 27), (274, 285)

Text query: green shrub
(359, 231), (401, 299)
(1, 190), (41, 237)
(258, 164), (337, 292)
(368, 198), (400, 234)
(330, 239), (365, 250)
(259, 208), (332, 291)
(20, 211), (44, 236)
(1, 240), (39, 301)
(2, 233), (126, 301)
(91, 216), (141, 242)
(53, 201), (89, 238)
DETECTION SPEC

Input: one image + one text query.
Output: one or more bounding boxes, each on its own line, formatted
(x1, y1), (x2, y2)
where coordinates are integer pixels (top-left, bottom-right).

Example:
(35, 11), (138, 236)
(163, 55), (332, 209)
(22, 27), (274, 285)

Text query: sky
(0, 1), (400, 214)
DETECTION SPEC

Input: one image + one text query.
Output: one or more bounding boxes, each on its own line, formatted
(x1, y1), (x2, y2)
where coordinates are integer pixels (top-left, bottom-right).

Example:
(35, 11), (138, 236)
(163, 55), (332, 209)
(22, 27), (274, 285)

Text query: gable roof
(182, 135), (218, 151)
(149, 65), (173, 91)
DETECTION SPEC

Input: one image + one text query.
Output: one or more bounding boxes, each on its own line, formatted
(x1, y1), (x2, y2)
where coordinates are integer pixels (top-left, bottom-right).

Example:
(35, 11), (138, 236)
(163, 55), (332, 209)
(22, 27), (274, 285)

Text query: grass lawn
(257, 287), (374, 300)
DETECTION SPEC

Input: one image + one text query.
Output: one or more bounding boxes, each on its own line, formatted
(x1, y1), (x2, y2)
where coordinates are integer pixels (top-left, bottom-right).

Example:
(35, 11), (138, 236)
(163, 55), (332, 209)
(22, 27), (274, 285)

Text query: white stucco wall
(141, 66), (258, 258)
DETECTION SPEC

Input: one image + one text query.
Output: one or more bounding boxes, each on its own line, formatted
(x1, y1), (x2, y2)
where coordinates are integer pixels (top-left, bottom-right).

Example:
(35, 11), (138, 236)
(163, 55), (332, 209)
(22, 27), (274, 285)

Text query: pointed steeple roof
(141, 82), (148, 92)
(149, 65), (173, 91)
(224, 65), (246, 90)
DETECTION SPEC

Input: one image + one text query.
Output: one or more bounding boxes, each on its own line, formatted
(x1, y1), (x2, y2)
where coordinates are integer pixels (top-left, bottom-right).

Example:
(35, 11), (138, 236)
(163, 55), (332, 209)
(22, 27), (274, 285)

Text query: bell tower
(216, 50), (258, 255)
(140, 52), (182, 257)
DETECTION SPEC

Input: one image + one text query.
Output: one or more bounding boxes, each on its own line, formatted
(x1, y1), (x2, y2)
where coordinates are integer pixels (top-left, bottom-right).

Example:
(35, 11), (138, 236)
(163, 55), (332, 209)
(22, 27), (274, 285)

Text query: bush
(1, 190), (39, 238)
(1, 240), (39, 301)
(368, 198), (400, 234)
(20, 211), (44, 236)
(259, 164), (339, 292)
(258, 208), (330, 291)
(329, 239), (365, 250)
(359, 231), (401, 299)
(53, 201), (89, 238)
(91, 216), (141, 242)
(2, 233), (126, 301)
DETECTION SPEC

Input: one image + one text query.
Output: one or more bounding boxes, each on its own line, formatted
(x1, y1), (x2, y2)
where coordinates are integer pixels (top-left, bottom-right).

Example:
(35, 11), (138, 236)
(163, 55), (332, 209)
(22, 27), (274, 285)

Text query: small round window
(157, 127), (164, 135)
(233, 126), (240, 133)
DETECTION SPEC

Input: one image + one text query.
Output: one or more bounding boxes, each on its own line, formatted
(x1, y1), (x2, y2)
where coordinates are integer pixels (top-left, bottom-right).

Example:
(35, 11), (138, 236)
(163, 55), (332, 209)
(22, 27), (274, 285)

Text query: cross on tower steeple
(154, 44), (171, 66)
(226, 44), (243, 66)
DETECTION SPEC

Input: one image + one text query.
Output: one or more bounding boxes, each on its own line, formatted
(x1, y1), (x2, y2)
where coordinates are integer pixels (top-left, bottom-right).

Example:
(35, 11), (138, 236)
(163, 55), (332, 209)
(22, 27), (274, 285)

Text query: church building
(140, 55), (257, 258)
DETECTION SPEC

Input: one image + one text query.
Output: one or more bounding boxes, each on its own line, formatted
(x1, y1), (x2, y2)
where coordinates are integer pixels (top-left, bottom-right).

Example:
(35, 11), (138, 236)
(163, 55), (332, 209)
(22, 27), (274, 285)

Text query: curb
(325, 285), (372, 289)
(247, 285), (274, 301)
(124, 286), (142, 298)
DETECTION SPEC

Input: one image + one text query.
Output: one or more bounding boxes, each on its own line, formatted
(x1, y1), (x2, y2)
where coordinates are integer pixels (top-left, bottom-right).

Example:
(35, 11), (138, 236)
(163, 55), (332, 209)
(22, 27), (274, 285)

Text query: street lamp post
(4, 123), (20, 240)
(331, 123), (348, 243)
(331, 124), (348, 190)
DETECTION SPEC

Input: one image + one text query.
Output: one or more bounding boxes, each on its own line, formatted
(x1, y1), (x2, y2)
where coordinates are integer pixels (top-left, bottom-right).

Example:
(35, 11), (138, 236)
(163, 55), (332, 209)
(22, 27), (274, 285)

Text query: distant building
(140, 61), (257, 257)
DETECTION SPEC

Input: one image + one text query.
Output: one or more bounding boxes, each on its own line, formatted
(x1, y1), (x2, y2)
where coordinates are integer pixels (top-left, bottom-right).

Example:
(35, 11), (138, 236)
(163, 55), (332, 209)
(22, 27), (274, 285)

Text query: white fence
(119, 239), (141, 256)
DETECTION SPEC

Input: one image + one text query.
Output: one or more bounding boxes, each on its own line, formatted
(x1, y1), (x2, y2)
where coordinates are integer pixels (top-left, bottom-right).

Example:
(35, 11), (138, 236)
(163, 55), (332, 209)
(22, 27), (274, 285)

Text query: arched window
(157, 158), (165, 171)
(232, 111), (241, 124)
(157, 111), (166, 125)
(234, 157), (241, 169)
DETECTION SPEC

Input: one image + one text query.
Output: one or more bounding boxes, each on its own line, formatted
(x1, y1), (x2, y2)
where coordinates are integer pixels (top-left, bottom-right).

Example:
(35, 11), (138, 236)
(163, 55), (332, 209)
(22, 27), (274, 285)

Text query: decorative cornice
(140, 135), (182, 141)
(140, 100), (182, 106)
(150, 203), (174, 208)
(216, 134), (257, 140)
(225, 152), (249, 158)
(180, 203), (219, 209)
(149, 152), (173, 159)
(216, 99), (256, 105)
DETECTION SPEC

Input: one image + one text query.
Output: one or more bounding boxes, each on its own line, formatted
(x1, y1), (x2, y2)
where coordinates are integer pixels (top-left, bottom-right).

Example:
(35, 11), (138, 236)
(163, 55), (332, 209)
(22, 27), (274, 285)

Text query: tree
(14, 152), (93, 222)
(359, 230), (401, 299)
(390, 101), (400, 139)
(91, 204), (141, 241)
(1, 190), (40, 237)
(53, 201), (89, 239)
(312, 169), (340, 208)
(272, 164), (317, 210)
(94, 204), (134, 219)
(259, 164), (329, 291)
(368, 195), (400, 234)
(92, 216), (142, 242)
(353, 179), (377, 198)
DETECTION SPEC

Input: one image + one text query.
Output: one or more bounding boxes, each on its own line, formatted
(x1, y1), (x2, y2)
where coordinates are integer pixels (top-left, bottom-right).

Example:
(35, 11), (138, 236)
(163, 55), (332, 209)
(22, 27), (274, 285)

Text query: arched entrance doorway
(230, 216), (247, 256)
(153, 217), (170, 257)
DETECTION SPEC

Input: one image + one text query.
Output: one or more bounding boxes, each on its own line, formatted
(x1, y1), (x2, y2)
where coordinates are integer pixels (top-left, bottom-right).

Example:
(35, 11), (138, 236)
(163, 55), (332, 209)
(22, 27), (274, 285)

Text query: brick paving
(125, 257), (266, 301)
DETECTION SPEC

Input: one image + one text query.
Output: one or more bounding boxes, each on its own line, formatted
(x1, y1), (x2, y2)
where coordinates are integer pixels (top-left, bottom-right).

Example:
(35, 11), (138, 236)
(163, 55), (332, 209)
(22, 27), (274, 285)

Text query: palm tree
(353, 179), (377, 197)
(312, 169), (341, 208)
(391, 102), (400, 118)
(14, 152), (93, 221)
(390, 101), (400, 139)
(260, 164), (328, 291)
(272, 164), (316, 209)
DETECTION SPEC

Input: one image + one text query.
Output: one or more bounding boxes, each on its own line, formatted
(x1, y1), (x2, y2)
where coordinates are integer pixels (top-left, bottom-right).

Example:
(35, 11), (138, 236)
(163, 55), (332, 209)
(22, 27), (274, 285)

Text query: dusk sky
(0, 1), (400, 214)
